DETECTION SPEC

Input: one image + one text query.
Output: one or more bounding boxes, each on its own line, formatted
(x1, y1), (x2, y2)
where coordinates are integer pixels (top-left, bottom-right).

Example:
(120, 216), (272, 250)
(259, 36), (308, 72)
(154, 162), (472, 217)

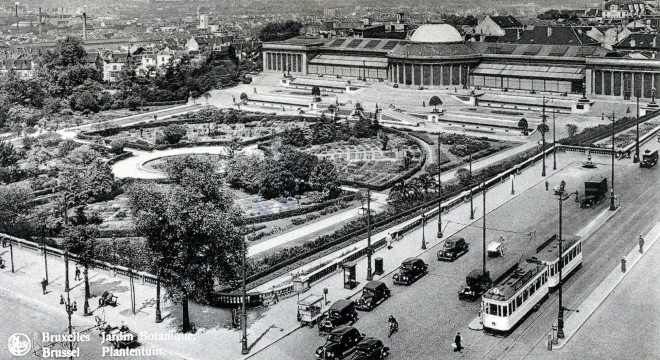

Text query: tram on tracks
(481, 262), (549, 334)
(481, 235), (583, 334)
(528, 235), (583, 288)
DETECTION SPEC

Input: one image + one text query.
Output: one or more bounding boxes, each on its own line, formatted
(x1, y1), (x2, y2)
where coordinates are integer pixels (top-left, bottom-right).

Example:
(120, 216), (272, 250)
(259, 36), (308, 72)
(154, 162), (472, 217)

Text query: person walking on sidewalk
(454, 332), (463, 353)
(75, 265), (81, 281)
(639, 235), (644, 254)
(41, 278), (48, 294)
(386, 233), (393, 250)
(545, 180), (549, 191)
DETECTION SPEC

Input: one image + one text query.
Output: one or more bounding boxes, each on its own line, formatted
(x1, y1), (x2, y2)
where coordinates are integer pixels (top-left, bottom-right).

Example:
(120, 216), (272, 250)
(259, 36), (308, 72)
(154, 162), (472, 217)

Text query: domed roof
(409, 24), (463, 43)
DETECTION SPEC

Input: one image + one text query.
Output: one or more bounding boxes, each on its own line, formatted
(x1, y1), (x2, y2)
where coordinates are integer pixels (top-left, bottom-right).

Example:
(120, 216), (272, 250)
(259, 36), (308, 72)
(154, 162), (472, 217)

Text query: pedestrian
(41, 278), (48, 295)
(386, 233), (393, 250)
(639, 235), (644, 254)
(454, 332), (463, 352)
(545, 180), (549, 191)
(75, 265), (81, 281)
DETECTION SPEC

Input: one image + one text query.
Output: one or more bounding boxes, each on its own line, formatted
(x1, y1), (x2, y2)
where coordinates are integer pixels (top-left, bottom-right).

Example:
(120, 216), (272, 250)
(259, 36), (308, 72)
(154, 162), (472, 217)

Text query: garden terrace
(435, 113), (539, 131)
(478, 94), (573, 113)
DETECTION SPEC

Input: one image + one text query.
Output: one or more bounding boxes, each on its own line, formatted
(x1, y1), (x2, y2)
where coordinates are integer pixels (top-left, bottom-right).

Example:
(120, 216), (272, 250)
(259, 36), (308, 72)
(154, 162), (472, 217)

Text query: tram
(481, 262), (549, 334)
(528, 235), (583, 288)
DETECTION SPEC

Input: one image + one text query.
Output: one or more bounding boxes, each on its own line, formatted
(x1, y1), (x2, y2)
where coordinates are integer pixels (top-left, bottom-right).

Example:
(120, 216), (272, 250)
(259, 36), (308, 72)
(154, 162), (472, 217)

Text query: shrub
(108, 140), (125, 155)
(291, 218), (306, 226)
(159, 124), (187, 144)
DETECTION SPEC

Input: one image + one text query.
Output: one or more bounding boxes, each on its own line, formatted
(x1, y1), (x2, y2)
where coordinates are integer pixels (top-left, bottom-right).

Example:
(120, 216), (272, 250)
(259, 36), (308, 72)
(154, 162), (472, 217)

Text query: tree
(417, 173), (435, 195)
(537, 123), (550, 134)
(0, 140), (21, 168)
(239, 92), (248, 101)
(429, 96), (443, 111)
(62, 223), (99, 302)
(57, 139), (81, 158)
(259, 20), (303, 42)
(378, 132), (389, 150)
(70, 91), (100, 113)
(282, 126), (309, 147)
(225, 155), (264, 193)
(109, 140), (125, 155)
(455, 167), (471, 186)
(311, 86), (321, 101)
(159, 124), (187, 144)
(0, 183), (34, 232)
(128, 161), (243, 333)
(518, 118), (529, 134)
(65, 145), (101, 167)
(566, 124), (578, 137)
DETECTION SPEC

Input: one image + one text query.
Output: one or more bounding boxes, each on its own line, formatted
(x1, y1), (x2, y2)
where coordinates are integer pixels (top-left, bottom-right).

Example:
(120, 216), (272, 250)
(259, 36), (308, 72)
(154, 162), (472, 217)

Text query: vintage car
(346, 337), (390, 360)
(437, 237), (469, 261)
(392, 257), (428, 285)
(315, 325), (364, 359)
(458, 269), (492, 302)
(356, 281), (391, 311)
(318, 299), (359, 335)
(297, 294), (327, 326)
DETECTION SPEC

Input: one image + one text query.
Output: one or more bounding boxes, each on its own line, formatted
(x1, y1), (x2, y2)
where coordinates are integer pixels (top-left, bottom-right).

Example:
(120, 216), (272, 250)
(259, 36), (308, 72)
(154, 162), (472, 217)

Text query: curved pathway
(111, 146), (230, 179)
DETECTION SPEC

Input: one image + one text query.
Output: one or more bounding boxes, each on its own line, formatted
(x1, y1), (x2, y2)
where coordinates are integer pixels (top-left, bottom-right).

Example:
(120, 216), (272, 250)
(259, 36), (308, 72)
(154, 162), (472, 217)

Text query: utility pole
(634, 92), (640, 163)
(553, 110), (557, 170)
(9, 236), (14, 273)
(541, 96), (547, 177)
(469, 154), (474, 219)
(241, 236), (248, 355)
(437, 141), (443, 238)
(60, 291), (76, 360)
(366, 188), (373, 281)
(482, 182), (487, 276)
(155, 272), (162, 323)
(558, 187), (565, 339)
(64, 251), (70, 293)
(42, 227), (48, 282)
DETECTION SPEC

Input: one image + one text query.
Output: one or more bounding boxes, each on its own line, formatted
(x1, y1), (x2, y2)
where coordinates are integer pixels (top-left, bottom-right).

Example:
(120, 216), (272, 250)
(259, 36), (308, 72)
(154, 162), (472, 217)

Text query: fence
(0, 233), (158, 285)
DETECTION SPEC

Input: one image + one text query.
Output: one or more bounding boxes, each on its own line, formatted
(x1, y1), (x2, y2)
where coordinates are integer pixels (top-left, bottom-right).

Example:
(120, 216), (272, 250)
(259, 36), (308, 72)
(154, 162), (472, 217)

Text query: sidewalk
(553, 220), (660, 349)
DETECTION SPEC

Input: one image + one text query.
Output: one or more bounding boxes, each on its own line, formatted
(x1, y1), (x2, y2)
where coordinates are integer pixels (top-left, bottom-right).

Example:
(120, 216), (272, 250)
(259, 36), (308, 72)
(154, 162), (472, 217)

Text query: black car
(392, 257), (428, 285)
(315, 325), (364, 359)
(437, 237), (469, 261)
(318, 299), (359, 335)
(458, 269), (492, 302)
(346, 337), (390, 360)
(356, 281), (391, 311)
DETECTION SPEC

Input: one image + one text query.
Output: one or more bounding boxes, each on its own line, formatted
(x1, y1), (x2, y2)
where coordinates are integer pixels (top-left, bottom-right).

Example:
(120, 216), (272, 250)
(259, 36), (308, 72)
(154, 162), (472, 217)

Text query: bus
(528, 235), (583, 288)
(482, 262), (549, 334)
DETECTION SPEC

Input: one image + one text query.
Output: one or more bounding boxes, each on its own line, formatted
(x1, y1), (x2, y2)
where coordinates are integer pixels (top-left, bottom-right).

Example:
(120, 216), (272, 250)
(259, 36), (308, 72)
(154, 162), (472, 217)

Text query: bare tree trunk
(182, 295), (190, 333)
(84, 266), (90, 299)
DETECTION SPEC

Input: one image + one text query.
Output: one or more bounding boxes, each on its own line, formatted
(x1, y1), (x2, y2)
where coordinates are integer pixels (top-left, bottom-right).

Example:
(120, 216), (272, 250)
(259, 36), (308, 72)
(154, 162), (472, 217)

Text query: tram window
(516, 295), (522, 307)
(503, 305), (508, 317)
(530, 285), (535, 296)
(523, 290), (528, 301)
(550, 265), (554, 276)
(509, 303), (513, 314)
(497, 305), (502, 317)
(489, 303), (498, 316)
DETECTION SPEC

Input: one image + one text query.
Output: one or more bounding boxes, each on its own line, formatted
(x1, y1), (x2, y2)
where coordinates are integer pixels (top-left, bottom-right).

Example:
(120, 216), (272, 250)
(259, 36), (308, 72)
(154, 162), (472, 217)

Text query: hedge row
(106, 152), (134, 166)
(244, 192), (359, 225)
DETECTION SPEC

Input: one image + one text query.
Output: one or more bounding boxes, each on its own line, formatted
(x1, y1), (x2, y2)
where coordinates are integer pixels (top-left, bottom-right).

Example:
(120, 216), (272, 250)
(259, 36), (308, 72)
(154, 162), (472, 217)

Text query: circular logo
(7, 333), (31, 357)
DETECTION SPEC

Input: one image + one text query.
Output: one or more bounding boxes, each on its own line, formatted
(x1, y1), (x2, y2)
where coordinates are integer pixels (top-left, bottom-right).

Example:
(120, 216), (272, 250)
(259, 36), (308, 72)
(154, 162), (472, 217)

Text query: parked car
(318, 299), (359, 335)
(437, 237), (469, 261)
(347, 337), (390, 360)
(392, 257), (428, 285)
(356, 281), (391, 311)
(315, 325), (364, 359)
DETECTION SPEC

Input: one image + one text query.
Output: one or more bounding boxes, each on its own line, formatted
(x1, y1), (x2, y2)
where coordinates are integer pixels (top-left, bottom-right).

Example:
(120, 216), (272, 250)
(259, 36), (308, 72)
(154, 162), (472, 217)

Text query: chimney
(547, 27), (553, 37)
(38, 7), (42, 36)
(517, 28), (521, 40)
(83, 12), (87, 41)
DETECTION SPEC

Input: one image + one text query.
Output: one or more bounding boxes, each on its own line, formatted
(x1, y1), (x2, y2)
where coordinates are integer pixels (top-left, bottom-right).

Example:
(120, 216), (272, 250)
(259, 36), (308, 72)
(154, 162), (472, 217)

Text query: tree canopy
(259, 20), (303, 42)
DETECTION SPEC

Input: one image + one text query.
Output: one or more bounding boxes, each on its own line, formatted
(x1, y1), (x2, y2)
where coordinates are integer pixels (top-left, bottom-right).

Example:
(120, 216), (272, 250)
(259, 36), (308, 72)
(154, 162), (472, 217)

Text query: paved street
(249, 144), (660, 359)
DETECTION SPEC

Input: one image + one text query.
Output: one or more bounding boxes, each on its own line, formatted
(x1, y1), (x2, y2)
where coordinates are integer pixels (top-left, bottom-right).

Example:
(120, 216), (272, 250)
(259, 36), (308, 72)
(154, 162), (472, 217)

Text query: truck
(580, 176), (608, 208)
(640, 149), (658, 168)
(458, 270), (492, 302)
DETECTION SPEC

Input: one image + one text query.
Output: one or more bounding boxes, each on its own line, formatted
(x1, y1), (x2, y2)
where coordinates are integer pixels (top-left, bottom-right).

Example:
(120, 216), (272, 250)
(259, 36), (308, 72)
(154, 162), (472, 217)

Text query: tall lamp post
(541, 96), (548, 177)
(469, 154), (474, 220)
(634, 91), (640, 163)
(602, 111), (617, 210)
(421, 213), (427, 250)
(437, 141), (443, 238)
(552, 110), (557, 170)
(241, 235), (249, 355)
(555, 180), (577, 339)
(42, 227), (49, 283)
(365, 189), (373, 281)
(481, 182), (487, 277)
(60, 292), (77, 360)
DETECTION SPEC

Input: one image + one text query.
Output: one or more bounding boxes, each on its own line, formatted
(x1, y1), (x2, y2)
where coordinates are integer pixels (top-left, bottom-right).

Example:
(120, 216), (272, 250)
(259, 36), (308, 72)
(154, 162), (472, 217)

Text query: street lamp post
(511, 174), (515, 195)
(365, 189), (373, 281)
(555, 180), (575, 339)
(552, 110), (557, 170)
(9, 236), (14, 273)
(421, 213), (427, 250)
(42, 227), (48, 283)
(634, 92), (640, 163)
(482, 182), (487, 277)
(155, 271), (162, 323)
(241, 236), (249, 355)
(64, 251), (70, 293)
(541, 96), (547, 177)
(437, 141), (443, 238)
(602, 111), (617, 210)
(469, 154), (474, 219)
(60, 292), (77, 360)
